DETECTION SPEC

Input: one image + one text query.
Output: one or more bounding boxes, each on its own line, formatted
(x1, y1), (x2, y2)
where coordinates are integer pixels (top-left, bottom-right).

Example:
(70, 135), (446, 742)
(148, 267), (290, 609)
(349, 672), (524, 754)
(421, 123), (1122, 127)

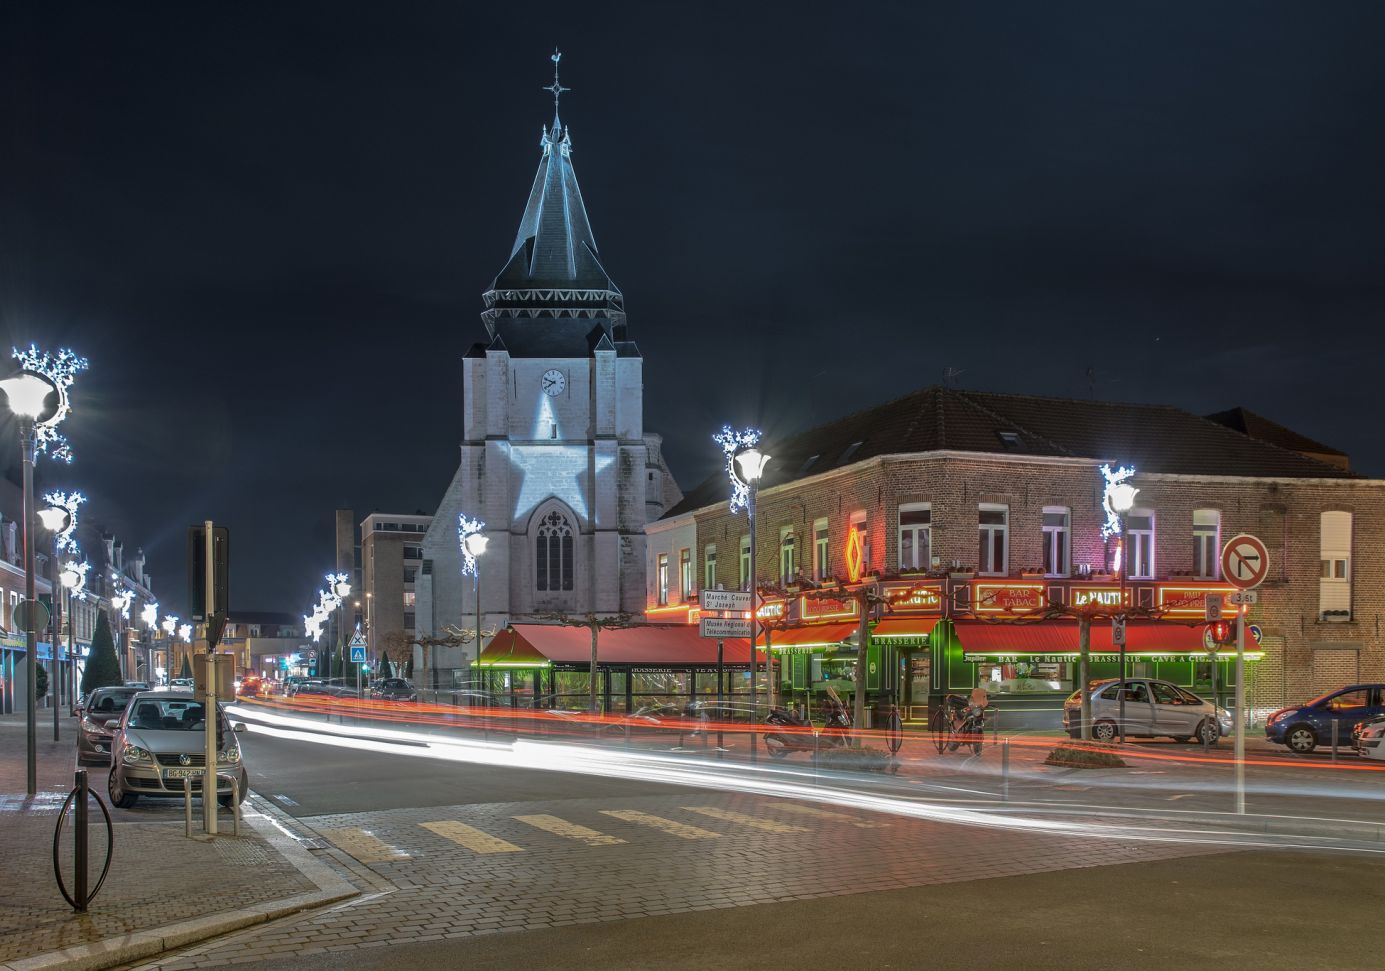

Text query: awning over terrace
(952, 620), (1264, 660)
(764, 623), (859, 650)
(478, 624), (752, 668)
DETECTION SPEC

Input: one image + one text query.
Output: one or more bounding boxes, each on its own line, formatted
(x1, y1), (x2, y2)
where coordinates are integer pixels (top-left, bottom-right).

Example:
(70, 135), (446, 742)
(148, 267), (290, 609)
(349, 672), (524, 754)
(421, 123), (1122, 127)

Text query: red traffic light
(1206, 620), (1234, 645)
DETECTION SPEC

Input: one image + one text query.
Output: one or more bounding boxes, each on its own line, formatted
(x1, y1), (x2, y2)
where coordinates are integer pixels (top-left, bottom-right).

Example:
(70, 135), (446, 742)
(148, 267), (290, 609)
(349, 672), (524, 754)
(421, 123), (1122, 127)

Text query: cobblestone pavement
(142, 790), (1221, 968)
(0, 715), (319, 965)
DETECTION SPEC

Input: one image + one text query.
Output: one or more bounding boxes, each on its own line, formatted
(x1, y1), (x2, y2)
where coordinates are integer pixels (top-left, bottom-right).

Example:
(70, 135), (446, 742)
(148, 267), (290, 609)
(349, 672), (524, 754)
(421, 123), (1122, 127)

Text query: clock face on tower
(541, 368), (566, 396)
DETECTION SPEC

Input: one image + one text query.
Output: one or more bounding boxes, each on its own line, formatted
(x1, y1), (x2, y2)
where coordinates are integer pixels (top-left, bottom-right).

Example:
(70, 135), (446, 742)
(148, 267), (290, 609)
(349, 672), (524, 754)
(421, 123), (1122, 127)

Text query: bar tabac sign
(971, 582), (1046, 614)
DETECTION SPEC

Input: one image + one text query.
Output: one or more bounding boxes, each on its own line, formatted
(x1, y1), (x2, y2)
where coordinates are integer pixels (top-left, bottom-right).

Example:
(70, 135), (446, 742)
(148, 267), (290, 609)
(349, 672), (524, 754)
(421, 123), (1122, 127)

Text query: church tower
(415, 52), (680, 676)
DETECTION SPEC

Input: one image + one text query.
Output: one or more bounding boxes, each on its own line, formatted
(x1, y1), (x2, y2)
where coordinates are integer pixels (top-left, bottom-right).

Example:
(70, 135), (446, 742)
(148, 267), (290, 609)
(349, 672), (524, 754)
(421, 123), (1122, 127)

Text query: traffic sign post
(349, 630), (368, 698)
(1111, 615), (1126, 647)
(1220, 534), (1269, 816)
(699, 617), (752, 639)
(700, 590), (752, 613)
(1204, 594), (1223, 622)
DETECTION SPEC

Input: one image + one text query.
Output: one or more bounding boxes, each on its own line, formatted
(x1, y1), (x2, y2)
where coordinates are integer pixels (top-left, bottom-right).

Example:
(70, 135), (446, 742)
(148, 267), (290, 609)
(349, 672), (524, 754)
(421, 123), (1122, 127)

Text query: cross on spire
(543, 47), (569, 124)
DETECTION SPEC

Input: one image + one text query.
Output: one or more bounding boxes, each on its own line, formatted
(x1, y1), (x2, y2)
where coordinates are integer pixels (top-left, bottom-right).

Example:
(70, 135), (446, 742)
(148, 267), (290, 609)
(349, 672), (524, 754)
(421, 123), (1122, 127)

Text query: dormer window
(996, 430), (1022, 450)
(838, 441), (863, 466)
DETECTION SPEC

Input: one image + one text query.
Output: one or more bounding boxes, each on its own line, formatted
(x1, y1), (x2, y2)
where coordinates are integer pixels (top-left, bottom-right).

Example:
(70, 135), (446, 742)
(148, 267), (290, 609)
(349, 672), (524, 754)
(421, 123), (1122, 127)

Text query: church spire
(486, 50), (619, 303)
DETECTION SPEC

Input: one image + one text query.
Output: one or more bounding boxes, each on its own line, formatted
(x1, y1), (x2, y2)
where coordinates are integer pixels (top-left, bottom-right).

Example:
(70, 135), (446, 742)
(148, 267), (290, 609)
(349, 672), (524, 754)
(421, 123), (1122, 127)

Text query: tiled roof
(1205, 407), (1349, 466)
(665, 387), (1357, 518)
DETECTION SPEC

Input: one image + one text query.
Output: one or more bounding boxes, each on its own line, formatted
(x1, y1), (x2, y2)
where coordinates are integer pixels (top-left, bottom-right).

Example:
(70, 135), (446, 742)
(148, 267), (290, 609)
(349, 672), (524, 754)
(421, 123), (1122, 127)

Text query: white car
(1355, 716), (1385, 759)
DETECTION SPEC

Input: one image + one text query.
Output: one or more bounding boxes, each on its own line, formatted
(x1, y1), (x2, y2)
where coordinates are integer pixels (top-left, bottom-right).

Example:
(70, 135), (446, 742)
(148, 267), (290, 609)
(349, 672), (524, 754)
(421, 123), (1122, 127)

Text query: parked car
(320, 678), (361, 698)
(369, 678), (417, 702)
(1353, 715), (1385, 756)
(77, 687), (144, 765)
(106, 692), (247, 809)
(169, 678), (194, 691)
(286, 679), (329, 698)
(1063, 679), (1229, 744)
(1265, 684), (1385, 754)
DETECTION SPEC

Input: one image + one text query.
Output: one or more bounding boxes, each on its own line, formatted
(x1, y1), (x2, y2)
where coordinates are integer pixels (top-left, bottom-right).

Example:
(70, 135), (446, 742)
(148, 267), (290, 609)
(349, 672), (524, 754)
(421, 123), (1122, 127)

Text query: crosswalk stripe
(600, 809), (720, 840)
(774, 804), (891, 828)
(682, 806), (811, 833)
(318, 827), (411, 864)
(419, 820), (524, 854)
(513, 814), (627, 846)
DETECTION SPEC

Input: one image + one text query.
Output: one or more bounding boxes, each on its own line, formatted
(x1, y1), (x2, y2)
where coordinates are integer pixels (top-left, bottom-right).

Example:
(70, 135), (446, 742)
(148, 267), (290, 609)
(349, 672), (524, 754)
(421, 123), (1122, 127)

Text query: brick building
(360, 512), (431, 673)
(648, 387), (1381, 725)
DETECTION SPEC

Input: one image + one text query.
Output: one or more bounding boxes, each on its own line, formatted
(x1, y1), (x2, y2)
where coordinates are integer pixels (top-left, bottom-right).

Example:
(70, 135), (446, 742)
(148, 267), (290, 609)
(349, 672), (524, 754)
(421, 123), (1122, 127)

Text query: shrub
(80, 612), (123, 695)
(1044, 742), (1127, 769)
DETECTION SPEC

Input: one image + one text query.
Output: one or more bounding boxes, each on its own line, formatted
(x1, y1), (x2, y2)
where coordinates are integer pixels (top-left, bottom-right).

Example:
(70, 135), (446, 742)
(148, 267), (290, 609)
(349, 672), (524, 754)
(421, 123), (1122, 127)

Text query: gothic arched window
(536, 510), (574, 592)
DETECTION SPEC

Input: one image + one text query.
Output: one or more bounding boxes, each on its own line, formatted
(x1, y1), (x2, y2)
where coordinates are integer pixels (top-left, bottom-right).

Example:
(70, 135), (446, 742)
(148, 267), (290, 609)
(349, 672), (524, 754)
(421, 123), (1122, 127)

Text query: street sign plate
(1221, 534), (1270, 589)
(14, 599), (49, 634)
(699, 617), (752, 639)
(1111, 616), (1127, 647)
(350, 646), (367, 663)
(1248, 624), (1263, 644)
(1204, 594), (1223, 622)
(700, 590), (752, 612)
(1228, 590), (1258, 605)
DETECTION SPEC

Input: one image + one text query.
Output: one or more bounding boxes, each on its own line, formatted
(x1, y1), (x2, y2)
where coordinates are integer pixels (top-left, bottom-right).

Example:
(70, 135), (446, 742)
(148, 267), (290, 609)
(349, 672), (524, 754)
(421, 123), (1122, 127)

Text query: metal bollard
(184, 777), (194, 838)
(74, 770), (89, 909)
(1332, 721), (1339, 763)
(1001, 738), (1010, 802)
(218, 773), (241, 836)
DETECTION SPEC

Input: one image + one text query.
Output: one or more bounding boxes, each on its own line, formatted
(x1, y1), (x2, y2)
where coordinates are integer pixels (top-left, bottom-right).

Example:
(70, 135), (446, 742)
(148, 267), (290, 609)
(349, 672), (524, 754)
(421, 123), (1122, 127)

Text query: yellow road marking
(600, 809), (720, 840)
(774, 804), (891, 828)
(318, 827), (411, 864)
(682, 806), (811, 833)
(513, 814), (627, 846)
(419, 820), (524, 854)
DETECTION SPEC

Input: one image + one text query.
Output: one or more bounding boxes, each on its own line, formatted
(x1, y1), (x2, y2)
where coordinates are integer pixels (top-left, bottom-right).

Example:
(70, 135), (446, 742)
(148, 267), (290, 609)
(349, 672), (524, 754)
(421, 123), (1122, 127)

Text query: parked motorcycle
(763, 686), (852, 758)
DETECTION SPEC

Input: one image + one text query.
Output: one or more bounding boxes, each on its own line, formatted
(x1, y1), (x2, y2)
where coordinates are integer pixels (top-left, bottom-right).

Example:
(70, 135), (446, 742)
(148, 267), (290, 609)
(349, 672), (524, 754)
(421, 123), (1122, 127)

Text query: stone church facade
(414, 70), (681, 681)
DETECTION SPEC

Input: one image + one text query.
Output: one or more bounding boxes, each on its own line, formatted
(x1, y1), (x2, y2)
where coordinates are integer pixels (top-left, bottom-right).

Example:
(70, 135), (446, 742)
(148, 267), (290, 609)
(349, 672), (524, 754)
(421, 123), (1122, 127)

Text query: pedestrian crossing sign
(350, 645), (366, 663)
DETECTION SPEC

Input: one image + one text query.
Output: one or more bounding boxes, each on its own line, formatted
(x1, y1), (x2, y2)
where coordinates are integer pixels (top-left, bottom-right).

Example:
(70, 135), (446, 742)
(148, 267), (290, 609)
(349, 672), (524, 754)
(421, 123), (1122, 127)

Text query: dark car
(1265, 684), (1385, 754)
(287, 679), (330, 698)
(78, 687), (144, 764)
(369, 678), (417, 702)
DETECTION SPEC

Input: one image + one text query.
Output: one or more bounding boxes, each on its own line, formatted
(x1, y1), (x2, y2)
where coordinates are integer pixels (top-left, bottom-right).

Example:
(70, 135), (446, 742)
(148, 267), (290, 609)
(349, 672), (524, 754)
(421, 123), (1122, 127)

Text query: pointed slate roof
(665, 387), (1358, 518)
(479, 66), (629, 358)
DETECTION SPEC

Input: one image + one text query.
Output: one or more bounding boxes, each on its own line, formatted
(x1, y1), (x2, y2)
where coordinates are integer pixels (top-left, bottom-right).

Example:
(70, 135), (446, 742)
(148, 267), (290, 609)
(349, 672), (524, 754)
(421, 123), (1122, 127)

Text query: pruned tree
(81, 610), (123, 695)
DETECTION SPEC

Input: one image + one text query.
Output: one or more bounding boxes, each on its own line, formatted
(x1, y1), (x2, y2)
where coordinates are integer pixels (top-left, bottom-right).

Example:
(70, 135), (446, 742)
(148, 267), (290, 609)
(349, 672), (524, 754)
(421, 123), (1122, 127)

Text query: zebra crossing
(317, 800), (891, 865)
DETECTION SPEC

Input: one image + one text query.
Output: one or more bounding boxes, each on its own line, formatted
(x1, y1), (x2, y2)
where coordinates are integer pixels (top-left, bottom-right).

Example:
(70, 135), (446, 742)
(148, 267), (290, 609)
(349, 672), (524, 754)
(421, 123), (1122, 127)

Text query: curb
(2, 794), (359, 971)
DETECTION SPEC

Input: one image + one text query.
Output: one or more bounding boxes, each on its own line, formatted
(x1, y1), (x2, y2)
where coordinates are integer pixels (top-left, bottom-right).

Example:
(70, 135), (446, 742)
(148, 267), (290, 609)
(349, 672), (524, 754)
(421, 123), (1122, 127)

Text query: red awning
(953, 620), (1206, 655)
(766, 623), (859, 648)
(872, 617), (941, 639)
(480, 624), (751, 667)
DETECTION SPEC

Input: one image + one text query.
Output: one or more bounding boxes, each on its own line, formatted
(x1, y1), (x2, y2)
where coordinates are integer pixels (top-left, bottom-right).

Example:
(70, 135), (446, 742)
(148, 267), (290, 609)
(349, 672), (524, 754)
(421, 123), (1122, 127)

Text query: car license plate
(165, 767), (204, 779)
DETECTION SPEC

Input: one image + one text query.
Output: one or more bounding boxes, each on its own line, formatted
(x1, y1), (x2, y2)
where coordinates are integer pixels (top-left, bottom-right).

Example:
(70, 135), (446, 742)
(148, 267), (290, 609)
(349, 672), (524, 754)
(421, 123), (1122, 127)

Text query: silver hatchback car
(106, 693), (247, 809)
(1063, 679), (1231, 745)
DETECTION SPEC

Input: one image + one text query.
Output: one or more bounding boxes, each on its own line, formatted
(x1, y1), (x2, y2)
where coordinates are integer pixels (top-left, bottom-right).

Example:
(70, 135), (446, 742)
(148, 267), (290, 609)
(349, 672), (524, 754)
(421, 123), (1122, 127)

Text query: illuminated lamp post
(37, 502), (73, 740)
(716, 426), (771, 746)
(140, 602), (159, 687)
(459, 516), (488, 698)
(1, 370), (57, 795)
(1101, 464), (1138, 744)
(333, 576), (351, 680)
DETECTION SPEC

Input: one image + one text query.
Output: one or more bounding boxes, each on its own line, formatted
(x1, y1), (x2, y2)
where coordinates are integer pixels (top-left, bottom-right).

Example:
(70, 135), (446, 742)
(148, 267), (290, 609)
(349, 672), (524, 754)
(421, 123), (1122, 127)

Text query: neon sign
(883, 582), (943, 613)
(1071, 586), (1123, 608)
(845, 527), (864, 583)
(971, 582), (1045, 615)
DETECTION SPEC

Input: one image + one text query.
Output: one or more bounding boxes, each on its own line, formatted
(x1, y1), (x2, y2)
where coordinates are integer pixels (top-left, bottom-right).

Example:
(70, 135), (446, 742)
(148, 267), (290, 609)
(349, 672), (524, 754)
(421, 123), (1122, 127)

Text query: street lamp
(716, 426), (772, 734)
(1101, 464), (1138, 744)
(1, 369), (58, 796)
(141, 602), (159, 686)
(37, 503), (70, 742)
(460, 516), (488, 696)
(333, 577), (351, 679)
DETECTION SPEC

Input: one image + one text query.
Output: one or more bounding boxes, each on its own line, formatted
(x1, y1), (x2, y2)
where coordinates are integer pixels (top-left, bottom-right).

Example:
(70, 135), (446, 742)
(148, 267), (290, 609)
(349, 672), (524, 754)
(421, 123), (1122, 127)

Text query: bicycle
(928, 695), (986, 755)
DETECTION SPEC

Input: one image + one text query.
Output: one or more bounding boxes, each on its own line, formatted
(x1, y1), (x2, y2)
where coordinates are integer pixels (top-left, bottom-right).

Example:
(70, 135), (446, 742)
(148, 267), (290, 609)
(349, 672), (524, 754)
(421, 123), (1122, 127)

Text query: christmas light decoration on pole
(179, 623), (193, 643)
(40, 491), (83, 552)
(141, 603), (159, 628)
(10, 345), (89, 464)
(714, 425), (762, 514)
(458, 515), (489, 685)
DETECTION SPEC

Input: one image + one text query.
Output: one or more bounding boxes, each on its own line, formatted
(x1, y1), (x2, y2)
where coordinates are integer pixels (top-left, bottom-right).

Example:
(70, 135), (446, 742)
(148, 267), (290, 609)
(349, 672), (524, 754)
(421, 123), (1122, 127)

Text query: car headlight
(81, 718), (108, 737)
(217, 747), (241, 764)
(121, 743), (153, 765)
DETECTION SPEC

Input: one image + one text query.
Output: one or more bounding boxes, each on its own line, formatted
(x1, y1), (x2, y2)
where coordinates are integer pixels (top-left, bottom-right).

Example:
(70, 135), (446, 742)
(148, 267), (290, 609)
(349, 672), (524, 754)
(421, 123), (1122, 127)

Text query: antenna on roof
(943, 367), (964, 389)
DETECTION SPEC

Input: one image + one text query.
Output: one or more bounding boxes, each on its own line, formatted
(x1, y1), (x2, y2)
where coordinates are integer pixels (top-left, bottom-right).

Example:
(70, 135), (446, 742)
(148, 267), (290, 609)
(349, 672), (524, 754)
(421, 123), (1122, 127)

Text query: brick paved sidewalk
(0, 715), (351, 969)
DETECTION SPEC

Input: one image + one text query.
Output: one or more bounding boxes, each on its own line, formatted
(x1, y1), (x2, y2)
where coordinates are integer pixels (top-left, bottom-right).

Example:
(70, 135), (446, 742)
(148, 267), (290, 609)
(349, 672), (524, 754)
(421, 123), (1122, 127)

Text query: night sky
(3, 2), (1383, 616)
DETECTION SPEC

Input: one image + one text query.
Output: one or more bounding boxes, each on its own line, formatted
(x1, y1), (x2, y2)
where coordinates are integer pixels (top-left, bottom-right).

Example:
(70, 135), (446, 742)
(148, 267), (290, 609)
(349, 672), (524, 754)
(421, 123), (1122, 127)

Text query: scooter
(763, 687), (852, 758)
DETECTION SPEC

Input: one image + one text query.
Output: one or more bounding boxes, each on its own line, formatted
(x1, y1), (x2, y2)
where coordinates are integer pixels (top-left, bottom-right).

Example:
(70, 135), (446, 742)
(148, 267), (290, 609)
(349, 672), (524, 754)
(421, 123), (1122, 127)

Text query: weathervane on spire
(543, 47), (569, 122)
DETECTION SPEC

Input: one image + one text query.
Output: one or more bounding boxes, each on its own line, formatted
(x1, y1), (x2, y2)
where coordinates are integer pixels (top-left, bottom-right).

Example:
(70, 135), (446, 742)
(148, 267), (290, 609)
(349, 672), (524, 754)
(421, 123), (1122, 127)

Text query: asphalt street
(119, 718), (1385, 971)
